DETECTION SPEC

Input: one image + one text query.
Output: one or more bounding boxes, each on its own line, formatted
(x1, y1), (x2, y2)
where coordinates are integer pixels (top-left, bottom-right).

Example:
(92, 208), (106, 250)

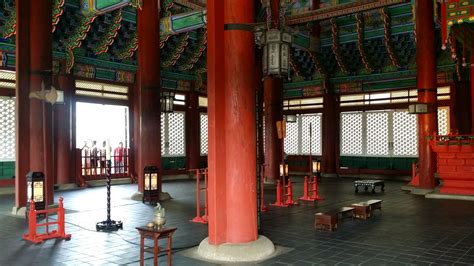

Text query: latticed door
(366, 112), (389, 156)
(0, 97), (15, 161)
(161, 112), (185, 156)
(340, 112), (363, 155)
(283, 114), (322, 155)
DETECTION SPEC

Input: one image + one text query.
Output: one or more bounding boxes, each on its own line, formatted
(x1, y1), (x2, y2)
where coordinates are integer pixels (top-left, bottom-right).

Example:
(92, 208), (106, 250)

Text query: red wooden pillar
(186, 89), (200, 170)
(137, 0), (162, 193)
(416, 0), (437, 189)
(264, 78), (283, 182)
(15, 0), (30, 208)
(263, 0), (283, 183)
(131, 80), (140, 180)
(29, 0), (54, 205)
(55, 72), (75, 184)
(322, 85), (338, 175)
(471, 51), (474, 133)
(207, 0), (257, 244)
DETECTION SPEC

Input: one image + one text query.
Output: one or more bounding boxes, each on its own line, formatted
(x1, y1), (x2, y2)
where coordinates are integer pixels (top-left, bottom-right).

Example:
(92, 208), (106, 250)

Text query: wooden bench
(314, 207), (355, 231)
(351, 199), (383, 220)
(354, 180), (385, 193)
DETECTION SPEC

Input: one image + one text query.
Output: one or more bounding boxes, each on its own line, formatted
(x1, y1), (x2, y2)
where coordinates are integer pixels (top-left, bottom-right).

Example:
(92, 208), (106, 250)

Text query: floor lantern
(26, 172), (45, 213)
(312, 160), (321, 181)
(143, 166), (159, 203)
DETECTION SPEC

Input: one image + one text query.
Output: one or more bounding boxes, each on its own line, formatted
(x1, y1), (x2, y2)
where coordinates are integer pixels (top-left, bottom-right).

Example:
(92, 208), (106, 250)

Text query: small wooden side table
(136, 226), (177, 266)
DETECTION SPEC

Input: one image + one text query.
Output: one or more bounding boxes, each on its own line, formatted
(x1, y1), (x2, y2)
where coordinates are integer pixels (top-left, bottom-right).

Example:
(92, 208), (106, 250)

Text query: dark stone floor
(1, 177), (474, 265)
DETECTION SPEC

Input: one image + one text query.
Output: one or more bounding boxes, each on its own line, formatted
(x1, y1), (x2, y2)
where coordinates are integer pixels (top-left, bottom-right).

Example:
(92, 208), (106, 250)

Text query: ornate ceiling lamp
(255, 0), (294, 79)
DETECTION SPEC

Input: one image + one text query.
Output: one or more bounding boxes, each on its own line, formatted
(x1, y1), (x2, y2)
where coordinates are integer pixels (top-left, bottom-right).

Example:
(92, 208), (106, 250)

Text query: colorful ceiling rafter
(93, 9), (123, 55)
(0, 0), (458, 90)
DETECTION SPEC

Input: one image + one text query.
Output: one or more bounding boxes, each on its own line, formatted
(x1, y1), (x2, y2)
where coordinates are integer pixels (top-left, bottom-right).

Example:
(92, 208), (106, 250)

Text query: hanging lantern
(26, 172), (45, 212)
(161, 91), (175, 113)
(262, 29), (292, 78)
(143, 166), (159, 203)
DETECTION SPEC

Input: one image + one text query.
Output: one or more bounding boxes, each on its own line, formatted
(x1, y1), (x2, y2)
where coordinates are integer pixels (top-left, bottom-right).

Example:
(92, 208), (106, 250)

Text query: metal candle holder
(96, 160), (123, 232)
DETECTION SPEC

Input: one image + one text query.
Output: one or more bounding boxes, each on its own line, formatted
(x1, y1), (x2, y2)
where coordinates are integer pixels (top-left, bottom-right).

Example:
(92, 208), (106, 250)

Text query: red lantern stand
(190, 168), (208, 224)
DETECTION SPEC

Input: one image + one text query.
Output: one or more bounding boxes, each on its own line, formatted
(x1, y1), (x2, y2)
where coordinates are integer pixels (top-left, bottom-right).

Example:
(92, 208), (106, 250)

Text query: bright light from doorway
(76, 102), (129, 149)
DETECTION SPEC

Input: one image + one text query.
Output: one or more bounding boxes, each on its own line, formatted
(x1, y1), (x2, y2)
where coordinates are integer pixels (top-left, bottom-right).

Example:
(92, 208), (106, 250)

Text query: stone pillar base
(400, 185), (415, 191)
(410, 188), (434, 195)
(130, 191), (172, 202)
(196, 235), (275, 263)
(11, 206), (26, 217)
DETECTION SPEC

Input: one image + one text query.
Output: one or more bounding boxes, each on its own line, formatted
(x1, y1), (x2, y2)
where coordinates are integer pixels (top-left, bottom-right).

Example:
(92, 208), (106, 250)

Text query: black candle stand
(96, 160), (123, 232)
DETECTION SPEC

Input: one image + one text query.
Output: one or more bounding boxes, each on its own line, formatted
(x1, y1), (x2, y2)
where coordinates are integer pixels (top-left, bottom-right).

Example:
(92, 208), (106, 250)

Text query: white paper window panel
(284, 121), (299, 155)
(301, 114), (322, 155)
(366, 112), (389, 156)
(438, 107), (449, 135)
(167, 112), (185, 155)
(200, 114), (208, 155)
(341, 112), (363, 155)
(393, 111), (418, 156)
(0, 97), (15, 161)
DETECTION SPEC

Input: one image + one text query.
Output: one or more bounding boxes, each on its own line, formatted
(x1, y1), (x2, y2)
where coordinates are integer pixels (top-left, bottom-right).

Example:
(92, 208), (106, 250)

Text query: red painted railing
(75, 148), (131, 185)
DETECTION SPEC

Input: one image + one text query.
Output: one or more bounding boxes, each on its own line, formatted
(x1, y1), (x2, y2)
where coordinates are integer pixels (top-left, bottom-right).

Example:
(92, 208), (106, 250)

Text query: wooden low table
(136, 226), (177, 266)
(314, 207), (355, 231)
(354, 179), (385, 193)
(351, 199), (383, 220)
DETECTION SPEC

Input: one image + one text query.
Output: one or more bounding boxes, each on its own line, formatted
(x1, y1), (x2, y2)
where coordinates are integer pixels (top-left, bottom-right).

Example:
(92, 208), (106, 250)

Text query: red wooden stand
(300, 176), (324, 201)
(190, 168), (208, 224)
(311, 176), (324, 200)
(270, 180), (288, 207)
(285, 179), (298, 205)
(23, 197), (71, 244)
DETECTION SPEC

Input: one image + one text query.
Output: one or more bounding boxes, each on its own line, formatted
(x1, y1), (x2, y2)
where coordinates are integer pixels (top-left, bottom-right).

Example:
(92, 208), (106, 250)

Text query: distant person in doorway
(81, 141), (90, 175)
(90, 140), (98, 175)
(114, 142), (125, 174)
(100, 141), (107, 175)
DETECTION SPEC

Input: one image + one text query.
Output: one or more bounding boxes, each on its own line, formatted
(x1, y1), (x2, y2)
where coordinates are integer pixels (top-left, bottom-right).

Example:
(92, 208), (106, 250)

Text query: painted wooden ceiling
(0, 0), (459, 91)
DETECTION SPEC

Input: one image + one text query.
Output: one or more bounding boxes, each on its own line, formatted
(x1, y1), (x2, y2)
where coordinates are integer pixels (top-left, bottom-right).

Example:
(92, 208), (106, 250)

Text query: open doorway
(75, 102), (129, 179)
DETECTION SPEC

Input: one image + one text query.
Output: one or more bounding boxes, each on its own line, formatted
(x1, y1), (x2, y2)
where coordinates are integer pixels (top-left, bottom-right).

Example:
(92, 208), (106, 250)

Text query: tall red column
(55, 72), (75, 184)
(263, 0), (283, 183)
(27, 0), (54, 205)
(264, 78), (283, 182)
(131, 80), (140, 180)
(471, 51), (474, 134)
(186, 90), (200, 170)
(416, 0), (437, 189)
(322, 85), (338, 175)
(137, 0), (162, 193)
(207, 0), (257, 244)
(15, 0), (30, 208)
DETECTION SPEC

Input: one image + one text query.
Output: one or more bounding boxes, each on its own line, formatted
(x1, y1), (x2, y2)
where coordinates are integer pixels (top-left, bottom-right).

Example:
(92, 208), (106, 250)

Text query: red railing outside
(77, 148), (130, 181)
